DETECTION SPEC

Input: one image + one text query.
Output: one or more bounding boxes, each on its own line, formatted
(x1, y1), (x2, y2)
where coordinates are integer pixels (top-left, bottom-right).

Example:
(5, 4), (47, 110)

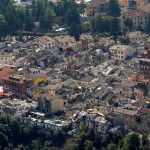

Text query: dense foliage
(0, 115), (149, 150)
(0, 0), (82, 40)
(64, 130), (150, 150)
(0, 0), (123, 40)
(0, 115), (67, 150)
(0, 0), (150, 40)
(90, 15), (120, 36)
(107, 0), (120, 17)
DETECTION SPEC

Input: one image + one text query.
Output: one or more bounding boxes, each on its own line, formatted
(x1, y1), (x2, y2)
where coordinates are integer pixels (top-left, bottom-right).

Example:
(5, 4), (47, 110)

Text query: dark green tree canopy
(0, 14), (7, 40)
(108, 0), (121, 17)
(0, 0), (82, 39)
(124, 18), (133, 31)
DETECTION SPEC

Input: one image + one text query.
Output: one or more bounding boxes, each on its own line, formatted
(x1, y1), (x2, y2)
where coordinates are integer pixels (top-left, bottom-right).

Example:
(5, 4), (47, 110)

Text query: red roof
(122, 10), (149, 17)
(0, 66), (15, 79)
(36, 36), (55, 44)
(138, 108), (150, 114)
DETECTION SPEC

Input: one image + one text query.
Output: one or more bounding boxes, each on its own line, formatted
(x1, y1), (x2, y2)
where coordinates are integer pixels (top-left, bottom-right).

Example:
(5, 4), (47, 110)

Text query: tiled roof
(54, 35), (75, 43)
(0, 66), (15, 79)
(122, 10), (149, 17)
(109, 44), (131, 51)
(36, 36), (55, 44)
(138, 108), (150, 114)
(1, 73), (32, 84)
(88, 0), (107, 7)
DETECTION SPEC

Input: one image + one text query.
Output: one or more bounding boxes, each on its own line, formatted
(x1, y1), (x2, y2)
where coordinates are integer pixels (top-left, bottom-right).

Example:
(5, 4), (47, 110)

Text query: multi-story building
(21, 117), (70, 131)
(113, 104), (150, 133)
(77, 34), (93, 51)
(139, 50), (150, 79)
(136, 0), (150, 12)
(126, 31), (148, 44)
(0, 66), (16, 80)
(86, 0), (107, 16)
(0, 51), (16, 65)
(36, 36), (57, 51)
(54, 35), (76, 51)
(1, 73), (32, 98)
(121, 10), (149, 29)
(72, 109), (109, 133)
(38, 94), (64, 114)
(109, 44), (136, 61)
(119, 0), (150, 12)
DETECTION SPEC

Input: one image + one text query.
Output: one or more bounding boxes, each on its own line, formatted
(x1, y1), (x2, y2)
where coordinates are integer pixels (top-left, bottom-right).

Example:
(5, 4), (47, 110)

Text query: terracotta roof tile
(88, 0), (107, 7)
(122, 10), (149, 17)
(36, 36), (55, 44)
(0, 66), (15, 79)
(138, 108), (150, 114)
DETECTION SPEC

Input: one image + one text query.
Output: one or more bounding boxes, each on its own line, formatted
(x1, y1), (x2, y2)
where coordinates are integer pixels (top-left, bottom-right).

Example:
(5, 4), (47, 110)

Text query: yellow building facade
(38, 94), (64, 114)
(50, 97), (64, 113)
(32, 76), (48, 86)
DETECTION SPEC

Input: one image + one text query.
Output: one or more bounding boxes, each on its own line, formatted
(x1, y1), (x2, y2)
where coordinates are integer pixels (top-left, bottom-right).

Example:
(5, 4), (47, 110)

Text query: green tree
(0, 14), (7, 40)
(111, 17), (120, 36)
(124, 18), (133, 31)
(32, 0), (36, 18)
(65, 8), (80, 26)
(95, 14), (104, 32)
(108, 0), (121, 17)
(52, 131), (66, 147)
(90, 15), (120, 34)
(103, 16), (114, 32)
(74, 129), (89, 150)
(39, 7), (54, 32)
(0, 132), (8, 148)
(40, 16), (51, 32)
(69, 23), (81, 41)
(90, 17), (96, 33)
(18, 31), (23, 42)
(10, 121), (20, 146)
(31, 140), (42, 150)
(146, 16), (150, 33)
(0, 115), (8, 123)
(93, 133), (102, 149)
(65, 6), (81, 39)
(142, 135), (149, 148)
(107, 143), (117, 150)
(123, 133), (140, 150)
(82, 21), (90, 32)
(36, 0), (45, 20)
(84, 140), (93, 150)
(24, 17), (34, 31)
